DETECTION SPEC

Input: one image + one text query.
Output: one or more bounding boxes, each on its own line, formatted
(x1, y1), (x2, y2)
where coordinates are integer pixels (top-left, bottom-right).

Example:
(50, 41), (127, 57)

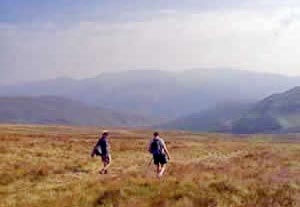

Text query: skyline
(1, 0), (300, 84)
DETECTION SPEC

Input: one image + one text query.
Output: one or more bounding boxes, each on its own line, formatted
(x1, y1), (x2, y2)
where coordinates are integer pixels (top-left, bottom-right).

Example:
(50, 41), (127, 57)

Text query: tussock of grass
(0, 125), (299, 207)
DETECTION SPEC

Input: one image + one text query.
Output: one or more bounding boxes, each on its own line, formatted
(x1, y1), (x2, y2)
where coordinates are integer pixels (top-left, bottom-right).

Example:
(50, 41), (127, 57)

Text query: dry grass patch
(0, 125), (299, 207)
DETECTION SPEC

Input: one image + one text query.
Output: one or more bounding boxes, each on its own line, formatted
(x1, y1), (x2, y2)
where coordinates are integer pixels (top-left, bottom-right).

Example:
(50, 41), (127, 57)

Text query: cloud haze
(1, 0), (300, 84)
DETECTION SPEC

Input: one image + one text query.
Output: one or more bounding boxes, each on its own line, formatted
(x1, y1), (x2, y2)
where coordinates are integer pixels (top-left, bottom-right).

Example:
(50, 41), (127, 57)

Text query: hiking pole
(145, 157), (153, 176)
(148, 157), (153, 166)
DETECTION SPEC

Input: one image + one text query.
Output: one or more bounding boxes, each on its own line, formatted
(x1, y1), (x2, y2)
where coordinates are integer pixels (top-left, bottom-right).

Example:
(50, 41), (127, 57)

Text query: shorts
(153, 154), (168, 165)
(101, 154), (111, 164)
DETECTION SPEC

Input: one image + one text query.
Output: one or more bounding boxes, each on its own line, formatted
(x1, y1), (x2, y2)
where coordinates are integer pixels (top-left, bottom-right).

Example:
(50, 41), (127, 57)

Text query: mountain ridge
(161, 86), (300, 134)
(232, 86), (300, 134)
(0, 96), (157, 127)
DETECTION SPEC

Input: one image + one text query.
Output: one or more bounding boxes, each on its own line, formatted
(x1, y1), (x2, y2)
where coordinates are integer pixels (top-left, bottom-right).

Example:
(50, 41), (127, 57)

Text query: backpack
(93, 138), (106, 156)
(150, 139), (163, 155)
(94, 145), (103, 156)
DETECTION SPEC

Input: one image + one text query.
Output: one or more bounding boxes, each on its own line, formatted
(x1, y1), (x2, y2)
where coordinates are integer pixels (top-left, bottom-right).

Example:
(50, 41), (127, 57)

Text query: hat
(102, 130), (109, 134)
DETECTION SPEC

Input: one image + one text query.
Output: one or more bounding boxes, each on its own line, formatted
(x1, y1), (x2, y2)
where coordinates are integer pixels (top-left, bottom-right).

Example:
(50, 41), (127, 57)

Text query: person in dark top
(149, 132), (171, 178)
(91, 130), (111, 174)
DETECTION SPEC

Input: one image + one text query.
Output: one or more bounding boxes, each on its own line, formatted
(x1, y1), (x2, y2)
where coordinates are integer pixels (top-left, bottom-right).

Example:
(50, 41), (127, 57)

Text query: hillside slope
(232, 86), (300, 133)
(0, 96), (155, 127)
(160, 103), (249, 132)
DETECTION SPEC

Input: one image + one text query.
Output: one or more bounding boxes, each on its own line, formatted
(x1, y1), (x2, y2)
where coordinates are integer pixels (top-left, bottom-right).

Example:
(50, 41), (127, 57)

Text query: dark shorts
(153, 154), (168, 165)
(101, 154), (111, 164)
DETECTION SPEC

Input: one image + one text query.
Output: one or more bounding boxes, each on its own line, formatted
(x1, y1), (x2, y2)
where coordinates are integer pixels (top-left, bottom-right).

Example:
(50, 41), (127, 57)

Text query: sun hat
(102, 130), (109, 134)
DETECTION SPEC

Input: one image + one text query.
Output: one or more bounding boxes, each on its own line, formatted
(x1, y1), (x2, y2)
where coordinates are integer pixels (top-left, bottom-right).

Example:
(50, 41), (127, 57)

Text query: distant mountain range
(1, 69), (300, 133)
(1, 69), (299, 119)
(0, 96), (156, 127)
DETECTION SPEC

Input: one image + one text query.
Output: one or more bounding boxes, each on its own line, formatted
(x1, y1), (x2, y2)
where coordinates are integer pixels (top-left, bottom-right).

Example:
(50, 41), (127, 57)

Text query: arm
(148, 140), (152, 153)
(102, 139), (108, 155)
(91, 146), (96, 157)
(163, 145), (171, 160)
(161, 139), (171, 160)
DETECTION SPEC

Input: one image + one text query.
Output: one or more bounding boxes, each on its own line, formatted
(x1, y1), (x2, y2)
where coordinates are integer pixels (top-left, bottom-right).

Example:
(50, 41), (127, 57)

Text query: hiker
(149, 132), (171, 178)
(91, 130), (111, 174)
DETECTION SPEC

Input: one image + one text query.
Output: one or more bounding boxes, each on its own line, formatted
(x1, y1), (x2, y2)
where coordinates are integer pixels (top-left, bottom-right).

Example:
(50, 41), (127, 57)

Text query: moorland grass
(0, 125), (299, 207)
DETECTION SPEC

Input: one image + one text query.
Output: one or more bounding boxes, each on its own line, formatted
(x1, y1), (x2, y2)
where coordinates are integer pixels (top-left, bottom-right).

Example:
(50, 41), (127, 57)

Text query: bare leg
(156, 164), (161, 174)
(100, 162), (110, 174)
(158, 164), (166, 178)
(156, 164), (162, 178)
(100, 155), (111, 174)
(104, 161), (111, 170)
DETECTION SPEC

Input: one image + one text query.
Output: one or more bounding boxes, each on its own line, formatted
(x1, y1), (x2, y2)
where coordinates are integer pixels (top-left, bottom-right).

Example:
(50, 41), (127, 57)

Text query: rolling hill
(0, 96), (156, 127)
(160, 103), (250, 132)
(232, 86), (300, 133)
(161, 86), (300, 134)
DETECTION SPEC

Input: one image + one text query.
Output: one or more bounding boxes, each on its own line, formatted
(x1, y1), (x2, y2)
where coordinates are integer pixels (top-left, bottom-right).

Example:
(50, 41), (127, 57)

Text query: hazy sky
(1, 0), (300, 84)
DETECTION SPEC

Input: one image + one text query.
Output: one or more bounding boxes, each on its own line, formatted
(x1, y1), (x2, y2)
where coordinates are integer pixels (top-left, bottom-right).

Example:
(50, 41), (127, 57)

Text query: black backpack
(93, 138), (106, 156)
(94, 145), (103, 156)
(150, 139), (163, 155)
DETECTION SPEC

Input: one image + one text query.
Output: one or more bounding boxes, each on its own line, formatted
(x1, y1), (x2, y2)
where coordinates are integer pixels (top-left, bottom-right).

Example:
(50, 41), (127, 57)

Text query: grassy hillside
(0, 96), (156, 127)
(233, 86), (300, 133)
(161, 103), (249, 132)
(1, 125), (300, 207)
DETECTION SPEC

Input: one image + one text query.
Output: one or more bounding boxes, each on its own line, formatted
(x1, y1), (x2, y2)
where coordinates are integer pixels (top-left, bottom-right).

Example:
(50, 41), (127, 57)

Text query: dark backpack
(94, 145), (103, 156)
(150, 139), (163, 155)
(93, 138), (107, 156)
